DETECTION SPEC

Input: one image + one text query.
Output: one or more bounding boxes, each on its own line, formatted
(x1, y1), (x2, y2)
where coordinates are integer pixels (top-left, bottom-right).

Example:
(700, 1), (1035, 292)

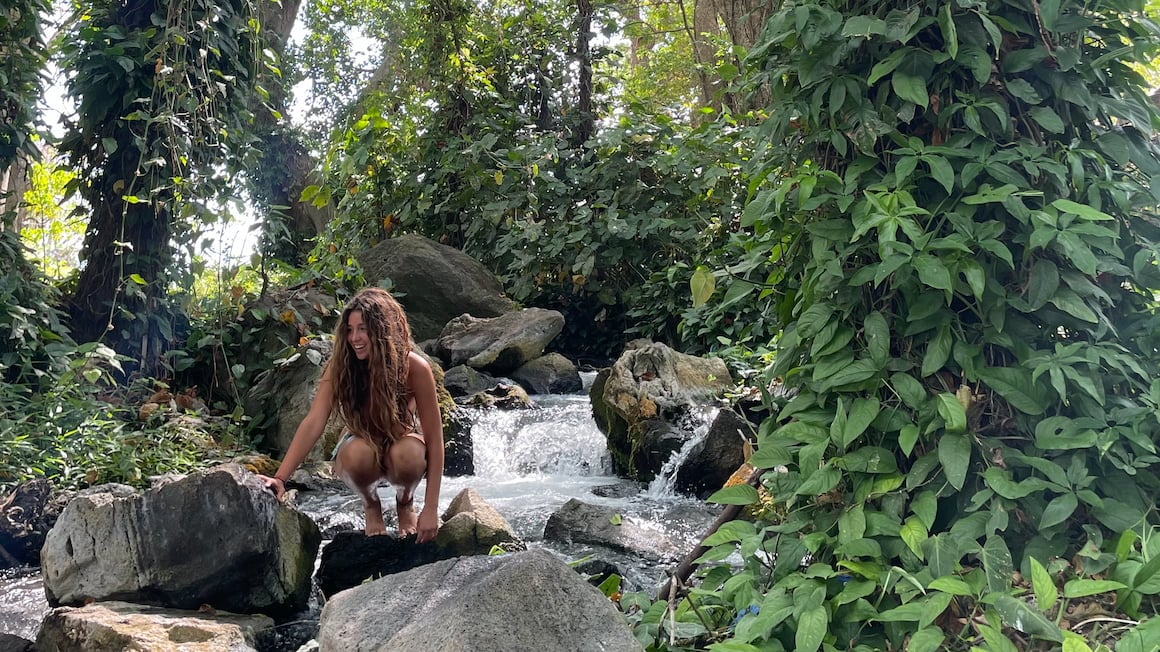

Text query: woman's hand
(416, 506), (439, 543)
(257, 474), (286, 499)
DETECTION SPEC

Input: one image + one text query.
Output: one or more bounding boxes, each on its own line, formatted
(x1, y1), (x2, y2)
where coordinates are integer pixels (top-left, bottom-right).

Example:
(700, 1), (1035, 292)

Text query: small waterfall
(644, 406), (719, 498)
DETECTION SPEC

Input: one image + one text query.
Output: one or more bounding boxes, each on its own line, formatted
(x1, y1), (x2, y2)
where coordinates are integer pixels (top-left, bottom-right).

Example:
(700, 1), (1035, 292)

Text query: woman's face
(346, 310), (371, 360)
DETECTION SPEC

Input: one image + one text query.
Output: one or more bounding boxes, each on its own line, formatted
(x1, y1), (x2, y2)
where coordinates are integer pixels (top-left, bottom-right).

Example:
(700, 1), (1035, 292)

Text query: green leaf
(843, 15), (889, 37)
(936, 393), (967, 433)
(899, 424), (920, 457)
(127, 273), (147, 285)
(1005, 78), (1043, 104)
(981, 535), (1014, 592)
(795, 606), (827, 652)
(938, 433), (971, 490)
(1039, 493), (1077, 530)
(925, 155), (955, 194)
(928, 577), (973, 596)
(1052, 198), (1114, 221)
(1029, 557), (1058, 613)
(913, 255), (953, 292)
(101, 137), (118, 155)
(1062, 578), (1128, 598)
(1027, 259), (1060, 310)
(992, 593), (1064, 642)
(1030, 107), (1065, 133)
(911, 490), (937, 530)
(979, 366), (1048, 415)
(609, 513), (623, 525)
(707, 484), (759, 505)
(864, 311), (890, 365)
(910, 626), (947, 652)
(901, 517), (928, 558)
(921, 326), (952, 377)
(795, 466), (842, 496)
(939, 4), (958, 60)
(691, 266), (715, 307)
(892, 72), (929, 107)
(842, 397), (881, 448)
(818, 359), (879, 392)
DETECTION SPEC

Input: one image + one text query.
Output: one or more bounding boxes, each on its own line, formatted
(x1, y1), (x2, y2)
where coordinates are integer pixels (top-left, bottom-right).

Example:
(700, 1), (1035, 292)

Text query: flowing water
(0, 382), (718, 642)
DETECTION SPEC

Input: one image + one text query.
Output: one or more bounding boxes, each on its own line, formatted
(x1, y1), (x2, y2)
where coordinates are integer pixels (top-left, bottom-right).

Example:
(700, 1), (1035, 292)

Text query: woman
(259, 287), (444, 542)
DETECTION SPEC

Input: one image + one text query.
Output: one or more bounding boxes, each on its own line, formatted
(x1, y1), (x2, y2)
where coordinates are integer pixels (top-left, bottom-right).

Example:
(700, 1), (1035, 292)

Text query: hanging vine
(57, 0), (267, 376)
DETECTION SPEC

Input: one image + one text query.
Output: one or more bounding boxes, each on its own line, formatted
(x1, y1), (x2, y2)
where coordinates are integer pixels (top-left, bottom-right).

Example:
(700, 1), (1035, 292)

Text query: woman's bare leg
(385, 435), (427, 535)
(333, 437), (388, 536)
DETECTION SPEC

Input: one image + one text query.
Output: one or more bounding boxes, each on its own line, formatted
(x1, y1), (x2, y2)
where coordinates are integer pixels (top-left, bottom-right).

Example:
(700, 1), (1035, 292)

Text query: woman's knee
(386, 437), (426, 485)
(334, 436), (384, 484)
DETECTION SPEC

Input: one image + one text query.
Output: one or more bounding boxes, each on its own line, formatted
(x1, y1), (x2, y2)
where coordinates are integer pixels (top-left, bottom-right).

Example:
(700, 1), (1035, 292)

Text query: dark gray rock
(358, 234), (517, 341)
(543, 498), (681, 562)
(441, 365), (501, 397)
(674, 410), (752, 498)
(40, 464), (320, 618)
(0, 634), (33, 652)
(0, 479), (69, 569)
(318, 548), (642, 651)
(510, 352), (582, 395)
(316, 488), (523, 597)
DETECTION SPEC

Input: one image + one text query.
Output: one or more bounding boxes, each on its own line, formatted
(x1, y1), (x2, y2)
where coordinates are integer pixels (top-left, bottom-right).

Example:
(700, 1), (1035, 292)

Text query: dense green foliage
(58, 0), (267, 374)
(620, 0), (1160, 650)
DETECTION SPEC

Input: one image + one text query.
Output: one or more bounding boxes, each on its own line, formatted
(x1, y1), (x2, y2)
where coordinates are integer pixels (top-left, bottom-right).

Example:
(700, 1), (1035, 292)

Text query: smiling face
(346, 310), (371, 360)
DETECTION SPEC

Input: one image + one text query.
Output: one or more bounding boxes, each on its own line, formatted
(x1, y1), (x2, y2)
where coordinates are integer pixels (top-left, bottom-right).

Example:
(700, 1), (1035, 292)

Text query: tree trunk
(0, 152), (31, 231)
(573, 0), (595, 147)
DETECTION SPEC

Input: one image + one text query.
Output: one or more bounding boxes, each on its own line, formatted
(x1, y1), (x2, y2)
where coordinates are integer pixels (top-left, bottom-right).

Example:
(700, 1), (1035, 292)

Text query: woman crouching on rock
(259, 287), (444, 542)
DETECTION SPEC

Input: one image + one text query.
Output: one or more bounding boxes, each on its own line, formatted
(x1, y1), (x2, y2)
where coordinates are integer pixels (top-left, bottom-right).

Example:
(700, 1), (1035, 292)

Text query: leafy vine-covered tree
(626, 0), (1160, 649)
(59, 0), (264, 375)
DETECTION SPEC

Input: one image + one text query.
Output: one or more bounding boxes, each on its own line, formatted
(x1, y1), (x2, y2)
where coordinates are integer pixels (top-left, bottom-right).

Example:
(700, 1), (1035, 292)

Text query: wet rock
(246, 338), (345, 460)
(41, 464), (320, 618)
(318, 548), (642, 651)
(442, 365), (501, 397)
(589, 481), (644, 499)
(0, 479), (70, 569)
(591, 341), (732, 480)
(0, 634), (33, 652)
(510, 352), (582, 395)
(543, 499), (681, 562)
(35, 601), (273, 652)
(458, 383), (537, 409)
(316, 489), (523, 596)
(673, 410), (752, 498)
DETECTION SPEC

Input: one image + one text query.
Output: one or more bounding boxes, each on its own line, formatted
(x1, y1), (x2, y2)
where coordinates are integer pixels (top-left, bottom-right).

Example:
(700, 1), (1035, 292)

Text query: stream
(0, 383), (719, 643)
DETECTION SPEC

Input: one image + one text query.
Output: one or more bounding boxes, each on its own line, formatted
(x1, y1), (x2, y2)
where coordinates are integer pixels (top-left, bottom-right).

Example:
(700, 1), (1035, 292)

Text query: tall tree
(60, 0), (263, 375)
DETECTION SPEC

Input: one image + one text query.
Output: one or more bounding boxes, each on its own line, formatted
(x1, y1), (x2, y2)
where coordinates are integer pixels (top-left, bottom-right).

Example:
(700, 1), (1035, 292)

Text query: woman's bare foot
(396, 494), (418, 536)
(364, 499), (387, 536)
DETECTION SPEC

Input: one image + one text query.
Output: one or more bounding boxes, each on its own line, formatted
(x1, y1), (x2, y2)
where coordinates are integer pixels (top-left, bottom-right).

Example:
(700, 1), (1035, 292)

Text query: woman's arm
(409, 352), (444, 542)
(260, 364), (335, 498)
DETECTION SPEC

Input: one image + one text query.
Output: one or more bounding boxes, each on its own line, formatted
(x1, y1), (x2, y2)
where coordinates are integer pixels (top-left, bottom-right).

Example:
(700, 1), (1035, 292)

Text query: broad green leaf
(691, 266), (715, 307)
(1005, 78), (1043, 104)
(1029, 557), (1058, 613)
(864, 311), (890, 365)
(1050, 290), (1098, 323)
(844, 446), (898, 474)
(707, 484), (759, 505)
(842, 397), (881, 448)
(910, 490), (937, 530)
(909, 626), (946, 652)
(1062, 632), (1093, 652)
(928, 576), (973, 595)
(921, 326), (952, 377)
(979, 366), (1049, 415)
(838, 504), (866, 543)
(1027, 259), (1060, 310)
(1114, 613), (1160, 652)
(1039, 493), (1078, 530)
(795, 466), (842, 496)
(899, 424), (920, 457)
(925, 155), (955, 194)
(843, 15), (889, 37)
(981, 535), (1014, 592)
(938, 433), (971, 490)
(924, 534), (961, 578)
(795, 606), (827, 652)
(1052, 198), (1114, 221)
(892, 72), (928, 107)
(939, 3), (958, 59)
(1062, 578), (1128, 598)
(1030, 107), (1065, 133)
(992, 593), (1064, 642)
(936, 393), (967, 433)
(914, 255), (953, 291)
(901, 517), (927, 558)
(818, 359), (879, 392)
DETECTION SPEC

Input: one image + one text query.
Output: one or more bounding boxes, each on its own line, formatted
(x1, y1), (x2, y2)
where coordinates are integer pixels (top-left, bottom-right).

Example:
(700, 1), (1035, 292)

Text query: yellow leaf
(494, 170), (504, 185)
(690, 266), (715, 307)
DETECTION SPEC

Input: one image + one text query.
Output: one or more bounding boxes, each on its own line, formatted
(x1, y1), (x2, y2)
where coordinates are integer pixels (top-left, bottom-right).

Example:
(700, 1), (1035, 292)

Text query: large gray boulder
(318, 548), (643, 651)
(543, 498), (682, 562)
(591, 341), (732, 480)
(35, 601), (273, 652)
(40, 464), (320, 617)
(358, 234), (517, 341)
(315, 487), (523, 597)
(433, 309), (565, 375)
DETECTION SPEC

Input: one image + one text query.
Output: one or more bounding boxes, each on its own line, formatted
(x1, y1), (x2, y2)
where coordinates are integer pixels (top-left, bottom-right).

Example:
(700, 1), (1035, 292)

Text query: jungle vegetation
(3, 0), (1160, 649)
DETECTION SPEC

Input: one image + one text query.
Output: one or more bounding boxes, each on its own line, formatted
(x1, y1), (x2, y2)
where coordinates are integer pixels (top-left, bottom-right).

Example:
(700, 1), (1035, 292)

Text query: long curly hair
(329, 288), (413, 456)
